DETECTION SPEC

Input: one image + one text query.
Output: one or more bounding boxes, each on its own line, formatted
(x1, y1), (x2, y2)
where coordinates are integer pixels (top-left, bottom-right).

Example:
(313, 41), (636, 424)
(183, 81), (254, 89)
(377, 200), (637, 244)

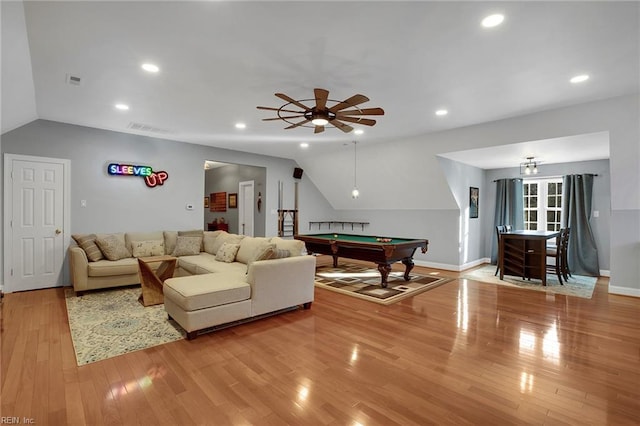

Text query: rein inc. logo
(108, 163), (169, 188)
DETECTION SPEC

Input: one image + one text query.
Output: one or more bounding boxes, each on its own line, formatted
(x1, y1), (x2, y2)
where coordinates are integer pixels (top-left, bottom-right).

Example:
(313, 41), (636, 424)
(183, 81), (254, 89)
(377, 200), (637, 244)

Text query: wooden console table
(137, 255), (177, 306)
(499, 230), (559, 286)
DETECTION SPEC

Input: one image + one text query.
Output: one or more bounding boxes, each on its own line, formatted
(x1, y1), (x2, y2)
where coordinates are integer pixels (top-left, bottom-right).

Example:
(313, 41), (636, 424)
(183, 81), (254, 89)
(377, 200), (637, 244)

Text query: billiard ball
(333, 234), (338, 238)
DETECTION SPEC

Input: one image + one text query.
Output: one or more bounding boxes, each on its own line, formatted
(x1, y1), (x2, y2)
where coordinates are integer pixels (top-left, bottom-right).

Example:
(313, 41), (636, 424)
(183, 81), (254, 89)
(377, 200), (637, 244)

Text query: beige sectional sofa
(69, 230), (316, 338)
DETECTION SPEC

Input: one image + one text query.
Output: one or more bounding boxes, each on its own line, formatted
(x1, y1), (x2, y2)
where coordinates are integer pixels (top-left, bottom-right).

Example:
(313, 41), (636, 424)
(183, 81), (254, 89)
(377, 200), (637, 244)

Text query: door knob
(55, 229), (62, 235)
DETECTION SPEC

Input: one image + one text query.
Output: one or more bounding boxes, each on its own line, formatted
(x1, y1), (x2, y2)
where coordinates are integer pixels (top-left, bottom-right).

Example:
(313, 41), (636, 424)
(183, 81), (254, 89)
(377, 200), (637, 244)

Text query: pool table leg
(332, 255), (339, 268)
(377, 263), (392, 288)
(402, 258), (414, 281)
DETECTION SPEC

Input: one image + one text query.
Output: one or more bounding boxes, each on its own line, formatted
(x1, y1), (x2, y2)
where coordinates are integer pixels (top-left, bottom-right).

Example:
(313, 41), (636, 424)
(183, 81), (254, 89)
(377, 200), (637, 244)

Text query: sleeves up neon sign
(108, 163), (169, 188)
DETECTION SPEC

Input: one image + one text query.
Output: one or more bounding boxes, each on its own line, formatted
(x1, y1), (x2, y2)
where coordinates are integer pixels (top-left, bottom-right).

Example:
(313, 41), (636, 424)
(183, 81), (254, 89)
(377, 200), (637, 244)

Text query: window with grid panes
(523, 178), (563, 231)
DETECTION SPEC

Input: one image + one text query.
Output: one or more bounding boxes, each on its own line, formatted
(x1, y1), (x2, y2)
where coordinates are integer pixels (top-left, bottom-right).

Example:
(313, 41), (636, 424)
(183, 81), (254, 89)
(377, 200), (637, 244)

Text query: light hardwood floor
(1, 258), (639, 425)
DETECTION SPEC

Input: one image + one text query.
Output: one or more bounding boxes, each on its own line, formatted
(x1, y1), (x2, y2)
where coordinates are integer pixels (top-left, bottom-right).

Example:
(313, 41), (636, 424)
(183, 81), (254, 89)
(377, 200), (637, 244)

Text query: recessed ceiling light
(570, 74), (590, 84)
(435, 109), (448, 116)
(482, 14), (505, 28)
(141, 63), (159, 73)
(115, 103), (129, 111)
(354, 129), (364, 135)
(300, 143), (309, 148)
(235, 123), (246, 129)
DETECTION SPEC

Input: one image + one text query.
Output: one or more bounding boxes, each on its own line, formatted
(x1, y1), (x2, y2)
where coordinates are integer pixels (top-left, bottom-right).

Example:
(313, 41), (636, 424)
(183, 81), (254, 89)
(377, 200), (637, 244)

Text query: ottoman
(163, 273), (251, 340)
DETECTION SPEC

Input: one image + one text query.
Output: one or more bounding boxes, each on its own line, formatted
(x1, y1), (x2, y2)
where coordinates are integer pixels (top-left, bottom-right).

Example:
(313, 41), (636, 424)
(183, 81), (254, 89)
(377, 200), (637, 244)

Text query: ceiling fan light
(311, 118), (329, 126)
(352, 188), (359, 199)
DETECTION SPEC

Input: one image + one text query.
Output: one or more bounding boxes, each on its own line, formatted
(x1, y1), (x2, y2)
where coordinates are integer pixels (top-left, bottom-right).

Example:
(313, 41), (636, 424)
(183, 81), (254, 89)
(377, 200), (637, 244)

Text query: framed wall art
(228, 193), (238, 209)
(470, 187), (479, 219)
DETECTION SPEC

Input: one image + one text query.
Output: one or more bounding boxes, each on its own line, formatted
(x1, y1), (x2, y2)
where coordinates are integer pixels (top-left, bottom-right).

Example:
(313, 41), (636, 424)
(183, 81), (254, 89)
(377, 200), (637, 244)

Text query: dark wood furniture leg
(402, 258), (415, 281)
(377, 263), (392, 288)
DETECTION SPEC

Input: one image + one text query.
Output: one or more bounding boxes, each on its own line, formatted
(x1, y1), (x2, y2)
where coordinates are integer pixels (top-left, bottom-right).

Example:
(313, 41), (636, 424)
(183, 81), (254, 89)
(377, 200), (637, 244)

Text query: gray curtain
(562, 174), (599, 276)
(491, 178), (524, 264)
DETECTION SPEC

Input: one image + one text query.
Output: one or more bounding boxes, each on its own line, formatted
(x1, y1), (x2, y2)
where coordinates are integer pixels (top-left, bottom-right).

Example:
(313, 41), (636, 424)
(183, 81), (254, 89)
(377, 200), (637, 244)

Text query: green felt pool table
(294, 233), (429, 287)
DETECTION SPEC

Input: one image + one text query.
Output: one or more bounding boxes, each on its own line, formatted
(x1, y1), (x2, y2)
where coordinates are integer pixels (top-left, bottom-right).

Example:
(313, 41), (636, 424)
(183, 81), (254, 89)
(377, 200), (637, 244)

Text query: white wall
(1, 1), (37, 134)
(1, 119), (335, 237)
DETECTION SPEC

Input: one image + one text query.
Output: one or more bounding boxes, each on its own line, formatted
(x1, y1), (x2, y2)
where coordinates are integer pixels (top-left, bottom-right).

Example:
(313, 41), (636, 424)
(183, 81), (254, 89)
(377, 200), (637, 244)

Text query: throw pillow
(71, 234), (104, 262)
(131, 240), (165, 258)
(95, 234), (132, 261)
(215, 242), (240, 263)
(171, 236), (202, 257)
(245, 243), (276, 273)
(178, 229), (205, 251)
(271, 248), (291, 259)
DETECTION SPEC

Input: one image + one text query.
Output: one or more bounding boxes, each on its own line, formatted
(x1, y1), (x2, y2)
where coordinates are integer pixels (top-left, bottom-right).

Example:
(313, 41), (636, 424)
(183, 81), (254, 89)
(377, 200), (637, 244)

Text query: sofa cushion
(172, 236), (202, 257)
(87, 257), (138, 277)
(72, 234), (104, 262)
(95, 234), (132, 261)
(210, 232), (245, 255)
(179, 229), (205, 251)
(215, 243), (240, 263)
(164, 273), (250, 311)
(126, 231), (164, 253)
(178, 253), (246, 275)
(203, 231), (225, 254)
(164, 231), (178, 255)
(235, 237), (271, 264)
(270, 237), (305, 257)
(131, 240), (165, 257)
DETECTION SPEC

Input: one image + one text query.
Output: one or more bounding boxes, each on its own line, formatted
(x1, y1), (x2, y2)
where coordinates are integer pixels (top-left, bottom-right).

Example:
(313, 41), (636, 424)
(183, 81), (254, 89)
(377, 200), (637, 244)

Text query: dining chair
(495, 225), (506, 276)
(546, 228), (568, 285)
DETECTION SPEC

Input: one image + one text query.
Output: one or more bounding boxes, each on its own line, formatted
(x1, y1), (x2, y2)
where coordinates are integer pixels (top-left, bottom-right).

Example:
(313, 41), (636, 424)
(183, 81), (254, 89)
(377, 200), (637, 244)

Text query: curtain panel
(491, 178), (524, 264)
(562, 174), (599, 276)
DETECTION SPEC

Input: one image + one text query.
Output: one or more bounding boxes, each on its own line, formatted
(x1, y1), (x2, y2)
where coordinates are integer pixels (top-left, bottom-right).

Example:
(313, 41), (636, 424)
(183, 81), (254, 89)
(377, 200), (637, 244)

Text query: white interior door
(4, 155), (70, 292)
(238, 181), (254, 237)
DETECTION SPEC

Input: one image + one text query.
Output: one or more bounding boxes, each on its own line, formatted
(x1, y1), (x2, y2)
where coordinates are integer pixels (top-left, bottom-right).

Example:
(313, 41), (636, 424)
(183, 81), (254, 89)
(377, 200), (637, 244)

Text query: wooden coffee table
(137, 255), (177, 306)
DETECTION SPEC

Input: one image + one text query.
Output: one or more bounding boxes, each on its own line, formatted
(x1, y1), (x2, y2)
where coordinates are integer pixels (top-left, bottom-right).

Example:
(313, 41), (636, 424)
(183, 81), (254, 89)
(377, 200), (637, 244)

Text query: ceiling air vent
(65, 74), (82, 86)
(127, 122), (171, 134)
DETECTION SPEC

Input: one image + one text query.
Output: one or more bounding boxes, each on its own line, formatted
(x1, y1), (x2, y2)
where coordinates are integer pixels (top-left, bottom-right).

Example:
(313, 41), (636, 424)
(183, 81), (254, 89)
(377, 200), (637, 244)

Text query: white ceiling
(10, 1), (640, 167)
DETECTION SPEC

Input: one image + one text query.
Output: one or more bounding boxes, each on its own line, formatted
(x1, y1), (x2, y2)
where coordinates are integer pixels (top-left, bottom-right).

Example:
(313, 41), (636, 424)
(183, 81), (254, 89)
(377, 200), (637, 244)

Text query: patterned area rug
(64, 287), (184, 365)
(461, 265), (597, 299)
(315, 262), (453, 305)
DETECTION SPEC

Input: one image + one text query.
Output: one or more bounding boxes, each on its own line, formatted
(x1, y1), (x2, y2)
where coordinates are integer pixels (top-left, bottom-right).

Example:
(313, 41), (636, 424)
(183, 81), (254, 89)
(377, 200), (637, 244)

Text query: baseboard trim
(608, 285), (640, 298)
(415, 258), (488, 272)
(599, 269), (610, 277)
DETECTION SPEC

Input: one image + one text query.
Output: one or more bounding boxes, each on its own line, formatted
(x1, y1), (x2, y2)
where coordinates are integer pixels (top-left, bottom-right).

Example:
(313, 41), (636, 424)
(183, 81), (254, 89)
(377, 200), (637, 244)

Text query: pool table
(295, 233), (429, 288)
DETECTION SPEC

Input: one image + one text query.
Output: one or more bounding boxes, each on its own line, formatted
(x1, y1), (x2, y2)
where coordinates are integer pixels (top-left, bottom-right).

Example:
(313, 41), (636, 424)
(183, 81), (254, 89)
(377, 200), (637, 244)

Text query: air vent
(66, 74), (82, 86)
(127, 122), (171, 134)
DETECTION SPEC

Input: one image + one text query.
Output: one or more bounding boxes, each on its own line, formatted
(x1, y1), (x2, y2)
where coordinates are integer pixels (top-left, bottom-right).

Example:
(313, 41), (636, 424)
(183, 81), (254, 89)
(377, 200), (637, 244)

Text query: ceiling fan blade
(314, 125), (325, 134)
(331, 119), (354, 133)
(285, 119), (311, 130)
(262, 115), (305, 121)
(314, 88), (329, 110)
(334, 116), (377, 126)
(329, 94), (370, 113)
(337, 107), (385, 116)
(257, 106), (305, 114)
(275, 93), (311, 111)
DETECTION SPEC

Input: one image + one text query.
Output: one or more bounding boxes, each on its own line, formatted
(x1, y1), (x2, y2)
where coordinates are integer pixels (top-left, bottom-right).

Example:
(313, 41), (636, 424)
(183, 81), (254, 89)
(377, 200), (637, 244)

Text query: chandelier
(520, 157), (538, 175)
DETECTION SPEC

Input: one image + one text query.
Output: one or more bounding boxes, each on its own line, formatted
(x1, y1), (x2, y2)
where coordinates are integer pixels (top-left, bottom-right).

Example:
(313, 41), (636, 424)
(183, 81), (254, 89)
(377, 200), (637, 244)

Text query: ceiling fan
(257, 88), (384, 133)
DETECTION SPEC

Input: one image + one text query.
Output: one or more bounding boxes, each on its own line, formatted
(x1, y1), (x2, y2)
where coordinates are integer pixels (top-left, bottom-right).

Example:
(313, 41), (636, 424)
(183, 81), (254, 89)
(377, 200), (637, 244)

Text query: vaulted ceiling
(3, 1), (638, 167)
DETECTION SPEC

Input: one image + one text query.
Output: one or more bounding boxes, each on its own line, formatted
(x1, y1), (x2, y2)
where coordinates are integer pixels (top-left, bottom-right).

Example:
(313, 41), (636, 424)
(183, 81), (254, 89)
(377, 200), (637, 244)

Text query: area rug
(315, 262), (453, 305)
(461, 265), (597, 299)
(64, 287), (185, 366)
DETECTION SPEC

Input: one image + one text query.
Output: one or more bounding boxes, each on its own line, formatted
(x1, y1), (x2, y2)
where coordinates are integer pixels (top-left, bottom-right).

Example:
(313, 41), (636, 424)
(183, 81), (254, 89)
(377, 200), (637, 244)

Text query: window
(523, 178), (563, 231)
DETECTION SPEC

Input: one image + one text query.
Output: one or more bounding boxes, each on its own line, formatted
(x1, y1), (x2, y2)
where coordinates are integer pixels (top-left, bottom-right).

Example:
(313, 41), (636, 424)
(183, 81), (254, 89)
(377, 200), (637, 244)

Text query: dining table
(498, 229), (560, 286)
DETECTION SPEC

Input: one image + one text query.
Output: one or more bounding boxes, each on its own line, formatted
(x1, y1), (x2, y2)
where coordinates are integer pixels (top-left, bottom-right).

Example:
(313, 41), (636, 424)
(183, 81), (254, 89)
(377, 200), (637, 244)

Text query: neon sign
(108, 163), (169, 188)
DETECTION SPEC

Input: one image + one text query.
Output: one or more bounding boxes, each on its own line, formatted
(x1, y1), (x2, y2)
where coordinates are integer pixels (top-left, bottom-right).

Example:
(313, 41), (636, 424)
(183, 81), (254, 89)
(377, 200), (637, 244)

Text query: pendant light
(351, 141), (359, 198)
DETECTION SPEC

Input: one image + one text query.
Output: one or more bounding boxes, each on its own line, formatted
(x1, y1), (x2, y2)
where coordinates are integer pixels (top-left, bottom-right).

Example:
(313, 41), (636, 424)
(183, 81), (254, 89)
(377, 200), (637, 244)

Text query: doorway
(238, 180), (254, 236)
(3, 154), (71, 292)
